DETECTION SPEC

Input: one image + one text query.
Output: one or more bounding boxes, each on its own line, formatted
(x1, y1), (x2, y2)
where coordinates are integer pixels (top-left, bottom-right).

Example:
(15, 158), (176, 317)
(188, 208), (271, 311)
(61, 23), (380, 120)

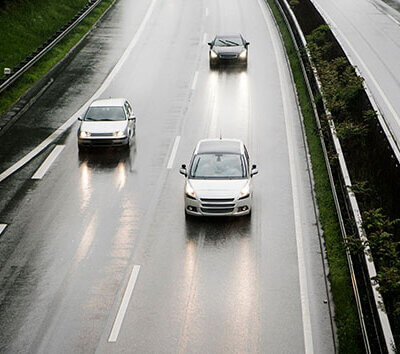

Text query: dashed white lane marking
(108, 265), (141, 342)
(167, 136), (181, 169)
(205, 7), (209, 16)
(257, 0), (314, 353)
(32, 145), (65, 180)
(0, 224), (7, 236)
(191, 71), (199, 90)
(203, 32), (208, 44)
(0, 0), (159, 183)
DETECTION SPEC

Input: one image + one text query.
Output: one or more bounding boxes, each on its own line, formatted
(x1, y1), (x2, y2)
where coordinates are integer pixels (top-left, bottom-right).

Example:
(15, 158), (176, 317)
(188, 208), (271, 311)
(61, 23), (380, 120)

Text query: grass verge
(0, 0), (114, 115)
(264, 0), (363, 352)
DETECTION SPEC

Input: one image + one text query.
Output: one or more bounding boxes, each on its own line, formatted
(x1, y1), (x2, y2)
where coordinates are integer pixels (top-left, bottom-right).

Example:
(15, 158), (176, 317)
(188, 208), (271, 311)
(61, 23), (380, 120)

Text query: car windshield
(190, 153), (246, 179)
(214, 37), (241, 46)
(84, 106), (126, 121)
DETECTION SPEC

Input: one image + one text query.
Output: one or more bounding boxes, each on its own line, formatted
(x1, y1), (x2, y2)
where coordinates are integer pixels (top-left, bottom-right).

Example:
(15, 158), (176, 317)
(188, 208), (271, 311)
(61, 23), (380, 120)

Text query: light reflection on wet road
(0, 0), (335, 352)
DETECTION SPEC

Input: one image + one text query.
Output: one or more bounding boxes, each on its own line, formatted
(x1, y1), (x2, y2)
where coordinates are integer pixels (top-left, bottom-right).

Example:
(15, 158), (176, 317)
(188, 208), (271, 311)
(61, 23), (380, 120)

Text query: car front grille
(200, 198), (234, 203)
(90, 132), (114, 137)
(201, 203), (235, 208)
(219, 54), (238, 59)
(199, 197), (236, 214)
(201, 208), (234, 214)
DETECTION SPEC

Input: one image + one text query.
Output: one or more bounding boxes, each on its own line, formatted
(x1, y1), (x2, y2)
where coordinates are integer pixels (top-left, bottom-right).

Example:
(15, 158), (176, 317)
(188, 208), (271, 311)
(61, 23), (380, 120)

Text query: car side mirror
(208, 42), (212, 46)
(246, 42), (250, 46)
(180, 164), (187, 176)
(77, 116), (82, 121)
(129, 115), (136, 121)
(251, 164), (258, 177)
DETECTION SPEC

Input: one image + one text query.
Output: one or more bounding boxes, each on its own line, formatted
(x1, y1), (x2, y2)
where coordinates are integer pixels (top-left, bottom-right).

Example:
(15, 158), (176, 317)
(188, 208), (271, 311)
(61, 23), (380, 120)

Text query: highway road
(0, 0), (335, 352)
(310, 0), (400, 151)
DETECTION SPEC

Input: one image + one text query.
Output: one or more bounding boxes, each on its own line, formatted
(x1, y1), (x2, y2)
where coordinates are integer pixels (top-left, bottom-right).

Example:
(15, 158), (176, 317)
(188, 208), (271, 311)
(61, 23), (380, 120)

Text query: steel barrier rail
(271, 0), (396, 352)
(0, 0), (103, 95)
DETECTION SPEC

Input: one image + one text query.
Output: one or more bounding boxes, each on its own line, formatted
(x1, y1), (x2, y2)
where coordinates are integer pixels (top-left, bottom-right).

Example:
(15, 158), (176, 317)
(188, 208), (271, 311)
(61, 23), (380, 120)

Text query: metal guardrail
(0, 0), (103, 95)
(272, 0), (397, 352)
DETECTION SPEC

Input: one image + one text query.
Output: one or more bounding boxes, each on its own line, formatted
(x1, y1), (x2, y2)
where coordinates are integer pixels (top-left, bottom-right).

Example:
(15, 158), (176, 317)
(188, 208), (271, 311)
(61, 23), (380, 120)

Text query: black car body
(208, 34), (249, 68)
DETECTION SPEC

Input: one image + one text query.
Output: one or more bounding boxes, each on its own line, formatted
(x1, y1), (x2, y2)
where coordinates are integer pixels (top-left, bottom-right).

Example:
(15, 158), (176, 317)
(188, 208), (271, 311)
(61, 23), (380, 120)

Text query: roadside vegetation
(264, 0), (363, 352)
(0, 0), (114, 115)
(307, 24), (400, 346)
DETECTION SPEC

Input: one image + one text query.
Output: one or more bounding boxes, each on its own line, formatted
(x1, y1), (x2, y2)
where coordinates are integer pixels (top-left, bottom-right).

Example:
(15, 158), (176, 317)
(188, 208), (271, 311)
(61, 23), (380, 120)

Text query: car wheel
(210, 61), (217, 70)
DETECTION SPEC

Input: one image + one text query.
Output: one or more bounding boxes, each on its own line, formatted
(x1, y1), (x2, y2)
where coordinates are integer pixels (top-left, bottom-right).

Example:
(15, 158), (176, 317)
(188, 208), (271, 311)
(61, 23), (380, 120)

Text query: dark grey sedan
(208, 34), (249, 68)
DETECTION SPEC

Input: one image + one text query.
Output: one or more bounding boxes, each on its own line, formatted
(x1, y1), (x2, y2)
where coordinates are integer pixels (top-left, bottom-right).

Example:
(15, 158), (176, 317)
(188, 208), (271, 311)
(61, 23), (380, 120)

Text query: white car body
(77, 98), (136, 149)
(180, 139), (258, 217)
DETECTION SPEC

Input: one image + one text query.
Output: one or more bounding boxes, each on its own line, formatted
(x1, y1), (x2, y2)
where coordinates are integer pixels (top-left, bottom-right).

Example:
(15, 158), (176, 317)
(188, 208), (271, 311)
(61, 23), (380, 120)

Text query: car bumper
(78, 137), (129, 147)
(184, 196), (251, 216)
(210, 56), (247, 65)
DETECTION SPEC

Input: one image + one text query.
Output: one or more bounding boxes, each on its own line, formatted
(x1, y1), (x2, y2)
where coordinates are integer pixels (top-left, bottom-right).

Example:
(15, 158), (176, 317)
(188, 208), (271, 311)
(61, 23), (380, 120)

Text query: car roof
(90, 98), (127, 107)
(195, 139), (243, 154)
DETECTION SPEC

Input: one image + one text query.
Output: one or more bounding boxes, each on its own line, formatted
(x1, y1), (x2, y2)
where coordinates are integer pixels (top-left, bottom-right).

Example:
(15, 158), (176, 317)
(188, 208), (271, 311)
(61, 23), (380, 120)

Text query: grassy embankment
(264, 0), (363, 352)
(0, 0), (114, 115)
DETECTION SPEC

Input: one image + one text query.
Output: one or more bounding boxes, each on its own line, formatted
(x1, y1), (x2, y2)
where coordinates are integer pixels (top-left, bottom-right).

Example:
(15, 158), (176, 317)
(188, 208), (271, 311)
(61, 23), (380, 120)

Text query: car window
(214, 37), (241, 47)
(190, 153), (246, 179)
(84, 106), (126, 121)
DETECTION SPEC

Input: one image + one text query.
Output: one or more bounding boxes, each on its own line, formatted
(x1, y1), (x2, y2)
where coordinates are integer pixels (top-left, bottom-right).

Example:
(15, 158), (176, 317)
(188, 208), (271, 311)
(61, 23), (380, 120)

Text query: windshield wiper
(225, 40), (240, 46)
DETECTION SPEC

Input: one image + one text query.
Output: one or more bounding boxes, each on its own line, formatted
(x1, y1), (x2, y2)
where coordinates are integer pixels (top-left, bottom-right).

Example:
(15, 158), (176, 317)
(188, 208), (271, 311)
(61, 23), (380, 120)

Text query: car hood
(80, 121), (127, 133)
(188, 179), (248, 199)
(212, 46), (244, 55)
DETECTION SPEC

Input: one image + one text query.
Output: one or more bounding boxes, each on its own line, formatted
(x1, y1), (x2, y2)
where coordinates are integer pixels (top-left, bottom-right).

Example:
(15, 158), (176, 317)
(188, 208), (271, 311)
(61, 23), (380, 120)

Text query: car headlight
(185, 182), (196, 199)
(113, 131), (125, 137)
(79, 131), (91, 138)
(210, 50), (218, 59)
(239, 50), (247, 59)
(238, 182), (250, 199)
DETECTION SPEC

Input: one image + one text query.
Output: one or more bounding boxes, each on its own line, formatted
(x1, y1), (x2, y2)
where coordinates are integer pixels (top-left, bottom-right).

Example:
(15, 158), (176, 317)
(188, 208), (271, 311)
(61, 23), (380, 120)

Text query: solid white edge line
(256, 0), (314, 352)
(205, 7), (209, 16)
(191, 71), (199, 90)
(0, 0), (159, 184)
(0, 224), (7, 236)
(167, 136), (181, 169)
(108, 265), (141, 342)
(32, 145), (65, 180)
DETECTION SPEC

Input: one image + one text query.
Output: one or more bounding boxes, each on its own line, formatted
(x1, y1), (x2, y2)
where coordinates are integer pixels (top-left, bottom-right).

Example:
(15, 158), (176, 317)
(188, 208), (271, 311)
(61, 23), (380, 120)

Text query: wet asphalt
(0, 0), (335, 352)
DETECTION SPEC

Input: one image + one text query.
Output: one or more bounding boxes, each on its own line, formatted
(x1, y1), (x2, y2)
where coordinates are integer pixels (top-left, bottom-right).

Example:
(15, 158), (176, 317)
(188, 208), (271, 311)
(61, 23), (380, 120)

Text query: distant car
(77, 98), (136, 150)
(180, 139), (258, 217)
(208, 34), (249, 68)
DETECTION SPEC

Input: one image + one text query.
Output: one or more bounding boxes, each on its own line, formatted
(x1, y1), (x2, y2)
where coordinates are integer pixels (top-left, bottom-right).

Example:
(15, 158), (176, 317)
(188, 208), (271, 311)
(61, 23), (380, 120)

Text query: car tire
(210, 61), (217, 70)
